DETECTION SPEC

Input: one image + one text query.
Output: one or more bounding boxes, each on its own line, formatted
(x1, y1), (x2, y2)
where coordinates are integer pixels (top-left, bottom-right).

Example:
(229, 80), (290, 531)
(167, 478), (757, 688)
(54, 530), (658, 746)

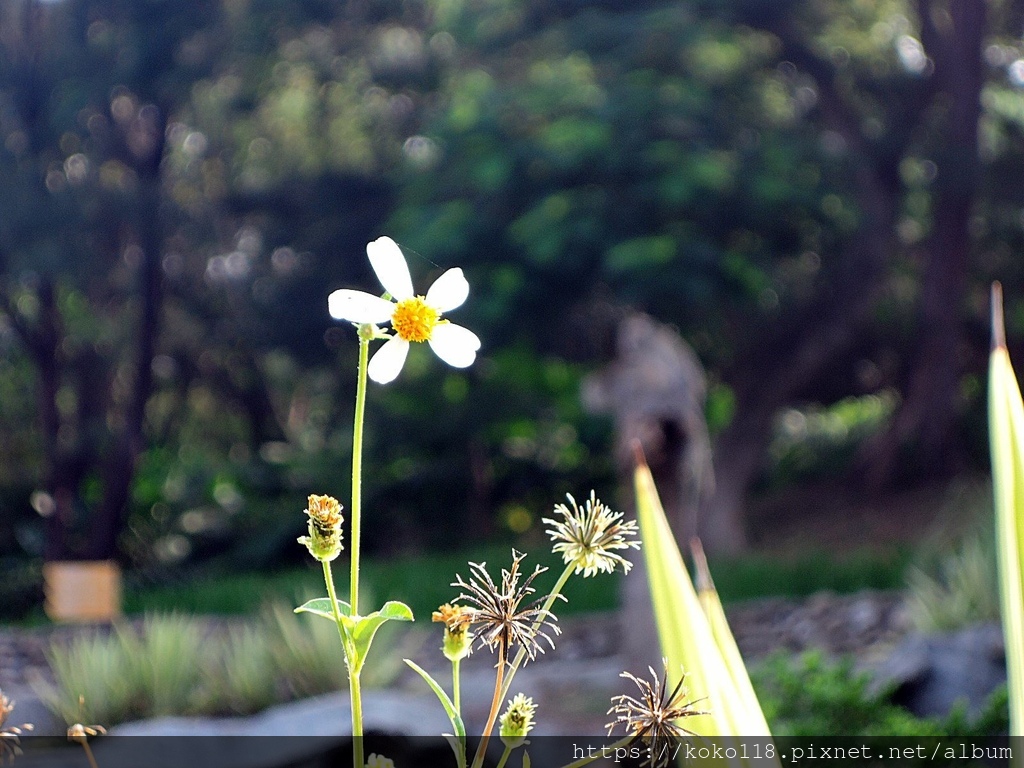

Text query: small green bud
(365, 754), (395, 768)
(499, 693), (536, 749)
(298, 494), (344, 562)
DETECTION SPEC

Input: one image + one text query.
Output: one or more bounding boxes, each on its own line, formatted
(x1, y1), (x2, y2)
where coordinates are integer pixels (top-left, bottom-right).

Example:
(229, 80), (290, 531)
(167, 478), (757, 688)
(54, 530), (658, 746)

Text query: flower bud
(298, 494), (344, 562)
(365, 754), (395, 768)
(499, 693), (536, 749)
(431, 603), (474, 661)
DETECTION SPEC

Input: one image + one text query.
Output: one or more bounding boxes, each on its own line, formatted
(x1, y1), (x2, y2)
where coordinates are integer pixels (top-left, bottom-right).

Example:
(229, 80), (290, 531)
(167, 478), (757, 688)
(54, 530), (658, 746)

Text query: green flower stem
(453, 657), (462, 714)
(347, 332), (372, 768)
(498, 562), (575, 704)
(350, 672), (365, 768)
(494, 745), (514, 768)
(323, 560), (348, 647)
(322, 560), (363, 768)
(350, 334), (370, 615)
(560, 735), (634, 768)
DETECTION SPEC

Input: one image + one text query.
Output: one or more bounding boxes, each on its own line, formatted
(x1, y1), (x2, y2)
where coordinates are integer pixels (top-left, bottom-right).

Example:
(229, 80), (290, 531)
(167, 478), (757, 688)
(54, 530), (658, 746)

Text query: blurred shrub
(753, 651), (1008, 736)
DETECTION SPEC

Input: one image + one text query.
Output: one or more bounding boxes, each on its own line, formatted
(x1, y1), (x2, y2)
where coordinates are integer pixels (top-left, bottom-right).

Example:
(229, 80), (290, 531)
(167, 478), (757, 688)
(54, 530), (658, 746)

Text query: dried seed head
(607, 661), (708, 768)
(0, 689), (33, 764)
(544, 491), (640, 577)
(298, 494), (344, 562)
(451, 549), (562, 665)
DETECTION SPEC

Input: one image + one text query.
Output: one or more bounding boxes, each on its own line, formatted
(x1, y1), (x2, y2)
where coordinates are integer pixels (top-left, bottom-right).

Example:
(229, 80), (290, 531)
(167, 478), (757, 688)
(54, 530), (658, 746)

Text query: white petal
(368, 337), (410, 384)
(425, 268), (469, 312)
(428, 323), (481, 368)
(367, 236), (414, 301)
(328, 289), (395, 323)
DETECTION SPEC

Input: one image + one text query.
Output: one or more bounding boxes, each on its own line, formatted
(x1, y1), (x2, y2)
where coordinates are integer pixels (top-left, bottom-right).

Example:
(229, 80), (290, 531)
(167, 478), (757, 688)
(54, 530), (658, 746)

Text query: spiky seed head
(451, 549), (562, 664)
(544, 491), (640, 577)
(606, 661), (708, 768)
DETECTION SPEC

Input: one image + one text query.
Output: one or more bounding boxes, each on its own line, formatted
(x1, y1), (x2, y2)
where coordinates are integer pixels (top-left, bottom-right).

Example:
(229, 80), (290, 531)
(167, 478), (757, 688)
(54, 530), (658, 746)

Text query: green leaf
(404, 659), (467, 768)
(348, 601), (414, 673)
(294, 597), (351, 622)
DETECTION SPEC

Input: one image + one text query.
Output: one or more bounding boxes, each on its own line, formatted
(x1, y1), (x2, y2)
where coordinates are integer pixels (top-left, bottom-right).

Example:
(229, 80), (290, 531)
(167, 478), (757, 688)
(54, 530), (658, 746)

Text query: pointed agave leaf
(988, 283), (1024, 739)
(633, 455), (777, 759)
(404, 659), (467, 768)
(691, 539), (771, 736)
(294, 597), (352, 622)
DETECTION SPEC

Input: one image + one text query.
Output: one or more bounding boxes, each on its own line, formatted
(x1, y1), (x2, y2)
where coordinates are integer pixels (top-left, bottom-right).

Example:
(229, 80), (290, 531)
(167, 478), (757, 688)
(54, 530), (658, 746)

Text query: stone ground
(0, 590), (911, 737)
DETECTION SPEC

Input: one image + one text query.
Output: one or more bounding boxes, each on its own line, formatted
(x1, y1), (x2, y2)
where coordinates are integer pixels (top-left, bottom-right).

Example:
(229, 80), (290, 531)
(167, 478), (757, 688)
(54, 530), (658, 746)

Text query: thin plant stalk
(322, 559), (364, 768)
(323, 560), (349, 651)
(471, 639), (507, 768)
(495, 745), (514, 768)
(80, 742), (100, 768)
(497, 562), (573, 704)
(346, 333), (372, 768)
(472, 563), (572, 768)
(453, 658), (462, 714)
(350, 334), (370, 615)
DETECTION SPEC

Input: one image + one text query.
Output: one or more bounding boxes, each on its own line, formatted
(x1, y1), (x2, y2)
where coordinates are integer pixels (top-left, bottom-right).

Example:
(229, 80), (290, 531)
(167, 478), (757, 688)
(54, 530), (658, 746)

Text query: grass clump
(903, 480), (1000, 632)
(37, 603), (405, 727)
(905, 533), (1000, 632)
(40, 613), (206, 725)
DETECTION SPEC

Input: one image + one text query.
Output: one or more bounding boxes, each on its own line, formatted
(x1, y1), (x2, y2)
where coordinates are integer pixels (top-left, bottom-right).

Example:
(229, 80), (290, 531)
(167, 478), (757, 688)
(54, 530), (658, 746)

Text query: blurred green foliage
(1, 0), (1023, 599)
(754, 651), (1009, 736)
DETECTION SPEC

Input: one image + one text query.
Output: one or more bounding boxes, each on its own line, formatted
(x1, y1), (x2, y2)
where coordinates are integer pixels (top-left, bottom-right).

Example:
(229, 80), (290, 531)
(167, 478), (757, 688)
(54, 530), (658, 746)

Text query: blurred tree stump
(583, 311), (714, 669)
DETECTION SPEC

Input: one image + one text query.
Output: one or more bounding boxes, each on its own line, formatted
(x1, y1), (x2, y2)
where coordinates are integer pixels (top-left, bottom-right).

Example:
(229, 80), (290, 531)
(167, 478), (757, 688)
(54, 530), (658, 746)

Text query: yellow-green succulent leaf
(691, 539), (772, 736)
(988, 285), (1024, 738)
(633, 458), (774, 745)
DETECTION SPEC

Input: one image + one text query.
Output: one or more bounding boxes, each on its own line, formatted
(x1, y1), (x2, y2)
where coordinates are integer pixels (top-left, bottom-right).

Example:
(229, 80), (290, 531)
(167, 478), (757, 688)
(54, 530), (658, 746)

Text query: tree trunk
(861, 0), (985, 487)
(92, 106), (168, 560)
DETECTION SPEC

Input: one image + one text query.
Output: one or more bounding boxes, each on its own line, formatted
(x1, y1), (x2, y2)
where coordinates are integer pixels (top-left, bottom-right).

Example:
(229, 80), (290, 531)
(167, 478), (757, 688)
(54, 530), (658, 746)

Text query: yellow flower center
(391, 296), (440, 342)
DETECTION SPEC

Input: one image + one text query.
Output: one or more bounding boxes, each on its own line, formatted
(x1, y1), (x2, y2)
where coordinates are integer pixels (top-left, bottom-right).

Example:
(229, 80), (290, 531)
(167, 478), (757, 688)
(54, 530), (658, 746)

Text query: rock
(110, 689), (452, 737)
(867, 622), (1006, 719)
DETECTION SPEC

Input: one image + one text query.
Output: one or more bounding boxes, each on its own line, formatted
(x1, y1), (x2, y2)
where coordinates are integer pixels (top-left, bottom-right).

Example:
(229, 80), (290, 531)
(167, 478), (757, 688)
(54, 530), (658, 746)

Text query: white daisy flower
(328, 236), (481, 384)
